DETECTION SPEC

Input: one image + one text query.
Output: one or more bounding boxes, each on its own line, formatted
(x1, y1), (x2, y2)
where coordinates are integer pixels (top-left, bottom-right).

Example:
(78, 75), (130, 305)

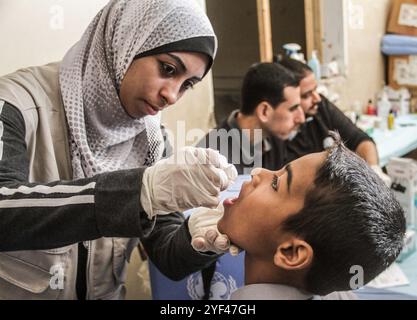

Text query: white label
(395, 57), (417, 86)
(410, 55), (417, 67)
(398, 3), (417, 27)
(395, 60), (410, 85)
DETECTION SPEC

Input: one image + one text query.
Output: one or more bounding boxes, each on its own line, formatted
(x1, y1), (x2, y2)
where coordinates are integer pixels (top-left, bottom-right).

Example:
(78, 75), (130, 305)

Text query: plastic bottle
(388, 110), (395, 130)
(377, 91), (391, 130)
(308, 50), (321, 81)
(283, 43), (305, 62)
(366, 99), (377, 116)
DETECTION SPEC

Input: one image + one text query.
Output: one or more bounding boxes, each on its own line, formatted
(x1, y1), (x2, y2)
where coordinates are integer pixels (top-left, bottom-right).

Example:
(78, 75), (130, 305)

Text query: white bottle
(377, 90), (391, 130)
(283, 43), (306, 62)
(308, 50), (321, 80)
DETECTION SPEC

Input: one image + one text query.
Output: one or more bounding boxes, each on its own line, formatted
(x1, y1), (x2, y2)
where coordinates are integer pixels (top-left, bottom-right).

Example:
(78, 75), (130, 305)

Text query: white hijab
(59, 0), (216, 179)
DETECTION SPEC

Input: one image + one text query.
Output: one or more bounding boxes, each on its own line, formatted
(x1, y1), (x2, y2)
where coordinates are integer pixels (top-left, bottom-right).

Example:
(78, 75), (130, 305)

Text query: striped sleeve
(0, 101), (147, 251)
(0, 101), (219, 279)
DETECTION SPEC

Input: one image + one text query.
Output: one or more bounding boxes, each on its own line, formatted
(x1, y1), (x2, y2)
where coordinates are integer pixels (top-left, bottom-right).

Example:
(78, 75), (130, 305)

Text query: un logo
(186, 272), (238, 300)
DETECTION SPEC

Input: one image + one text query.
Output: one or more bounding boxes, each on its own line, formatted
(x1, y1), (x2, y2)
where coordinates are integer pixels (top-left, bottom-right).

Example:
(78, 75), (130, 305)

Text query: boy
(216, 132), (405, 299)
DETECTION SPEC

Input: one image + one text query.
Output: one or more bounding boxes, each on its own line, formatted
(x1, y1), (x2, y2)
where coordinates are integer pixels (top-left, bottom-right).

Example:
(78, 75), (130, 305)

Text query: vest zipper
(84, 241), (92, 300)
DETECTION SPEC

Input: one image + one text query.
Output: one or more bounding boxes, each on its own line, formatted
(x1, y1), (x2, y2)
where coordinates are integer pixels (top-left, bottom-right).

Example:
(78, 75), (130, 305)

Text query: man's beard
(287, 128), (300, 141)
(306, 103), (319, 116)
(271, 126), (300, 141)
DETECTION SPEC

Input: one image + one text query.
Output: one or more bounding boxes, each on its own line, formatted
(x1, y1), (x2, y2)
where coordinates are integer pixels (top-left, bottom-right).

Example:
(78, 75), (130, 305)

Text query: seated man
(197, 63), (305, 174)
(215, 132), (405, 299)
(277, 58), (390, 185)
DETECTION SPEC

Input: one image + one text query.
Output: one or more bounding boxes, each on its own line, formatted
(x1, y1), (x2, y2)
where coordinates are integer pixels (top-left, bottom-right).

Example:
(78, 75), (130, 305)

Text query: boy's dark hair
(277, 58), (312, 85)
(240, 63), (298, 116)
(281, 132), (406, 295)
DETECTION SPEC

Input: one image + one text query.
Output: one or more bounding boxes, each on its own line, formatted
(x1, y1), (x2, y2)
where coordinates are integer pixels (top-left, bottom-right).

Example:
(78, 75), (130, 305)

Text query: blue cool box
(149, 175), (251, 300)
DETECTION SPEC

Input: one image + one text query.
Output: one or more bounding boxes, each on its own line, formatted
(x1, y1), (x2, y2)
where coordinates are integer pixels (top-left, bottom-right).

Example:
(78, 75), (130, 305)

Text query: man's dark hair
(281, 132), (406, 295)
(277, 58), (313, 85)
(240, 63), (298, 115)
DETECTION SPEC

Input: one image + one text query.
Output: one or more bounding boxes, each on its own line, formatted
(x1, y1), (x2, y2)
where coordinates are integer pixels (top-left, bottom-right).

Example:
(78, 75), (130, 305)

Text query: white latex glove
(371, 165), (392, 187)
(188, 203), (240, 255)
(140, 147), (238, 219)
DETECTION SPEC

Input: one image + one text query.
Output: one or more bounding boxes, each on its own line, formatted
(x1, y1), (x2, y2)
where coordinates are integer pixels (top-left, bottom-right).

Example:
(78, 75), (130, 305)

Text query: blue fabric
(149, 177), (250, 300)
(382, 46), (417, 55)
(355, 287), (417, 300)
(382, 34), (417, 55)
(149, 252), (245, 300)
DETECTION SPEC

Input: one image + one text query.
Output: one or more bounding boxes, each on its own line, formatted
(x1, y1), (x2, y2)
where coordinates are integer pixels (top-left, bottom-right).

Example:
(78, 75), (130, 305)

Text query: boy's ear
(273, 238), (313, 271)
(255, 102), (273, 123)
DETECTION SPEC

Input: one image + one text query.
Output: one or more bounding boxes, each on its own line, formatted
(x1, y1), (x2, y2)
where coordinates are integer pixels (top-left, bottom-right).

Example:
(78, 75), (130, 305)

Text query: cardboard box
(388, 0), (417, 36)
(387, 157), (417, 229)
(388, 55), (417, 89)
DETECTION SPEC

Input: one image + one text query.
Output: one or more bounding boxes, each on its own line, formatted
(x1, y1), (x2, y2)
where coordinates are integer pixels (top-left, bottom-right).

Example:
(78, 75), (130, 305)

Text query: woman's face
(218, 152), (327, 256)
(119, 51), (209, 119)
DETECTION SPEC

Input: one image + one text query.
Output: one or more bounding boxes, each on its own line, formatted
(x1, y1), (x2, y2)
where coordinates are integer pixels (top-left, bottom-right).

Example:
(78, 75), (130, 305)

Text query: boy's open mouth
(223, 197), (239, 207)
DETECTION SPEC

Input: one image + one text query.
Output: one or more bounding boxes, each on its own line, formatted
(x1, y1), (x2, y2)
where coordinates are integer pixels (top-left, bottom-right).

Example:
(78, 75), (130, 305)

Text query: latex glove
(371, 165), (392, 187)
(140, 147), (238, 219)
(188, 204), (240, 255)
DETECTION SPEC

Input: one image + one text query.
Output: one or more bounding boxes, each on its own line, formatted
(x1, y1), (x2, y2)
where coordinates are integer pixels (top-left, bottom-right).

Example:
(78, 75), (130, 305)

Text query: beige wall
(324, 0), (391, 111)
(0, 0), (109, 76)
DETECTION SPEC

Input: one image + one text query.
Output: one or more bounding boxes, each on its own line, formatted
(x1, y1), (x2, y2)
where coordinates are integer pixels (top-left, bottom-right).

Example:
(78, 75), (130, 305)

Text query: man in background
(198, 62), (305, 174)
(278, 58), (390, 185)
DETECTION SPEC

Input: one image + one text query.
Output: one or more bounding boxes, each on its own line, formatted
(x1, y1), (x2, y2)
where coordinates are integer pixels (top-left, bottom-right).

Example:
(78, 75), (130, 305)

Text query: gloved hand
(140, 147), (238, 219)
(188, 204), (240, 255)
(371, 165), (392, 187)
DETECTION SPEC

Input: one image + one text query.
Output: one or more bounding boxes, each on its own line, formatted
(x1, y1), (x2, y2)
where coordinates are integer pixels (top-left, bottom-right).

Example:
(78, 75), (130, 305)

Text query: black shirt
(283, 95), (374, 164)
(197, 110), (286, 174)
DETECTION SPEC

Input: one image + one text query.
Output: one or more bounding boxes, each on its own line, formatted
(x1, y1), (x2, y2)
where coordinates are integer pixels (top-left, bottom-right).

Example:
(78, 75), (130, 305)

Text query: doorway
(206, 0), (319, 125)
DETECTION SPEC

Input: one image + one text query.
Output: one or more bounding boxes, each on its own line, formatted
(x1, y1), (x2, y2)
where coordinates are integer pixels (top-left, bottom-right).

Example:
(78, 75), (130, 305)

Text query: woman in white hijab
(0, 0), (235, 299)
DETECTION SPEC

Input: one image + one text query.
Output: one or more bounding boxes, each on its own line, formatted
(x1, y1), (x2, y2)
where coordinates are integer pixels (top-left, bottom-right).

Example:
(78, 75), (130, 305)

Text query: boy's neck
(244, 253), (306, 290)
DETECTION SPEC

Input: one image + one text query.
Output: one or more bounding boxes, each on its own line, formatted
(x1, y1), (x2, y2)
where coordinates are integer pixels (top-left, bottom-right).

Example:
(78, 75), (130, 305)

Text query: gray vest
(0, 63), (138, 299)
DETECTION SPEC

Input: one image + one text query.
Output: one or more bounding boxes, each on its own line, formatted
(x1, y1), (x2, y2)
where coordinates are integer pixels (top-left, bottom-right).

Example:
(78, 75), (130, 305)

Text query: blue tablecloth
(355, 252), (417, 300)
(371, 114), (417, 167)
(389, 251), (417, 297)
